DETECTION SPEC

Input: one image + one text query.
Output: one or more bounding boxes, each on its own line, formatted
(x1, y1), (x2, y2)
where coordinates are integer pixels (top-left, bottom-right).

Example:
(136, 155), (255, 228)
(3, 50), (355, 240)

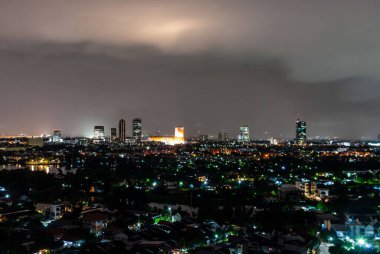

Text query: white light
(357, 238), (365, 246)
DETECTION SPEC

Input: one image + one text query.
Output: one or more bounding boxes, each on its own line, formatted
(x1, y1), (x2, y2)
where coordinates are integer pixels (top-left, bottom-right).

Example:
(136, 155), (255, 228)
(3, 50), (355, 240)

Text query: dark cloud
(0, 1), (379, 138)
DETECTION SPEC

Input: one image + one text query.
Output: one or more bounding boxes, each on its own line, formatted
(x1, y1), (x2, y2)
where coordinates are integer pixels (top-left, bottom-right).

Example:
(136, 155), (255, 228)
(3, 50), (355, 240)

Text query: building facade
(296, 118), (307, 145)
(119, 119), (126, 142)
(93, 126), (105, 143)
(238, 126), (250, 142)
(132, 118), (142, 141)
(110, 128), (117, 142)
(52, 129), (62, 143)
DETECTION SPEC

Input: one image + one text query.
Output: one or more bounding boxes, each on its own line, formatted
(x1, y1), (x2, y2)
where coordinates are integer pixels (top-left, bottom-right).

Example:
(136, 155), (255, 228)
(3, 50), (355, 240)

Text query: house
(345, 214), (379, 238)
(278, 184), (304, 202)
(316, 213), (341, 231)
(331, 224), (350, 239)
(365, 224), (375, 237)
(172, 212), (182, 222)
(36, 203), (65, 220)
(82, 212), (107, 236)
(316, 189), (329, 200)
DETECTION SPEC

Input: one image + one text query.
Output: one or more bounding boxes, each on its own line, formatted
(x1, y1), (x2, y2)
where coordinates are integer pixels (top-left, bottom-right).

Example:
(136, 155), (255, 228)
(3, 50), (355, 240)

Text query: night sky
(0, 1), (380, 139)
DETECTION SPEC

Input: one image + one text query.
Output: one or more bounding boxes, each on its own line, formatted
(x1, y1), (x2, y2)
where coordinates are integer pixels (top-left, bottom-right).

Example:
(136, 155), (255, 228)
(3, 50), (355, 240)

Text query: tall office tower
(198, 135), (208, 142)
(218, 132), (229, 141)
(119, 119), (126, 142)
(132, 118), (142, 141)
(52, 129), (62, 143)
(217, 132), (223, 141)
(93, 126), (105, 141)
(238, 125), (250, 142)
(296, 118), (307, 145)
(110, 128), (117, 142)
(223, 132), (229, 142)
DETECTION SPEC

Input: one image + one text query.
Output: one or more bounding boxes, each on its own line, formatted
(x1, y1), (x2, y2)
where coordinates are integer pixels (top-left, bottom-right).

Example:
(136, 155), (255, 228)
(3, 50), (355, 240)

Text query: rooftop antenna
(297, 113), (301, 122)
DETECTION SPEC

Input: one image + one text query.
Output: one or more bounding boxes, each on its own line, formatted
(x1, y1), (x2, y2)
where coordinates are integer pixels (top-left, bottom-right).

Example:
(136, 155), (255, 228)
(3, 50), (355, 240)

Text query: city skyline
(1, 1), (380, 139)
(0, 116), (378, 140)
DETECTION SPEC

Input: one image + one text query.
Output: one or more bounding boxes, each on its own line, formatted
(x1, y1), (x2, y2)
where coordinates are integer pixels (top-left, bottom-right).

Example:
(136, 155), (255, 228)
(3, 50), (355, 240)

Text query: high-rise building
(269, 137), (278, 145)
(110, 128), (117, 142)
(132, 118), (142, 141)
(52, 129), (62, 143)
(119, 119), (126, 142)
(93, 126), (105, 142)
(238, 125), (250, 142)
(199, 135), (208, 142)
(217, 132), (229, 142)
(296, 118), (307, 145)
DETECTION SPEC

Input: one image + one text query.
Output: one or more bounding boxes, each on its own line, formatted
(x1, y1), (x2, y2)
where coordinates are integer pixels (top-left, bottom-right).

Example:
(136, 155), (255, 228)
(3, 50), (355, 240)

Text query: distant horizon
(0, 119), (379, 141)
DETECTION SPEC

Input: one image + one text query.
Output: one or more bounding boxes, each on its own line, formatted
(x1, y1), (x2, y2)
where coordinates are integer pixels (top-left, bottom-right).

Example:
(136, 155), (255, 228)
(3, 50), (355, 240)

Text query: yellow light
(175, 126), (184, 138)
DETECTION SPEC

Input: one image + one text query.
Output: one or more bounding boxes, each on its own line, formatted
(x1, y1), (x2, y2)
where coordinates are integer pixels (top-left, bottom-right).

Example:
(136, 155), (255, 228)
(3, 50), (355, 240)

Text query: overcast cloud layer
(0, 1), (379, 139)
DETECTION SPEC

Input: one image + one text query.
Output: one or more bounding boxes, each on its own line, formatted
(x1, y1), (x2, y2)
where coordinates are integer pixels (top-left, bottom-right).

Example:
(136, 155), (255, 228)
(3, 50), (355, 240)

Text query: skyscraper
(217, 132), (229, 142)
(132, 118), (142, 141)
(217, 132), (223, 141)
(119, 119), (126, 142)
(223, 132), (229, 142)
(110, 128), (117, 142)
(52, 129), (62, 143)
(93, 126), (105, 143)
(296, 118), (307, 145)
(238, 125), (250, 142)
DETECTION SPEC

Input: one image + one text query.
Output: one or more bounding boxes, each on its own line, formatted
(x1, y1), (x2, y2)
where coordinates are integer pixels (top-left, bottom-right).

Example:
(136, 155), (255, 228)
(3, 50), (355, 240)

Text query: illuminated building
(52, 129), (62, 143)
(238, 125), (250, 142)
(149, 126), (185, 145)
(269, 137), (278, 145)
(36, 203), (65, 220)
(119, 119), (126, 142)
(296, 118), (307, 145)
(110, 128), (117, 142)
(133, 118), (142, 141)
(93, 126), (105, 143)
(175, 126), (184, 139)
